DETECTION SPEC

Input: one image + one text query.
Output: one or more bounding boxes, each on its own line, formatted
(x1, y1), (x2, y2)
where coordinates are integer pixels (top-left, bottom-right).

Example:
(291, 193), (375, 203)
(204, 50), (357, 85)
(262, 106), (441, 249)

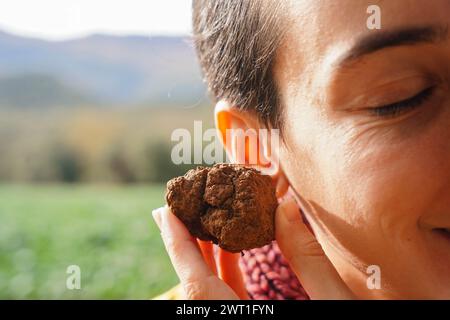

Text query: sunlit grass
(0, 184), (177, 299)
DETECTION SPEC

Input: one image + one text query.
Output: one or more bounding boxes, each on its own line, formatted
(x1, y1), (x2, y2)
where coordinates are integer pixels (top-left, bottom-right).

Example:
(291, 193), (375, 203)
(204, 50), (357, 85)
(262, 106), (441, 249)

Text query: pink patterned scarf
(240, 241), (310, 300)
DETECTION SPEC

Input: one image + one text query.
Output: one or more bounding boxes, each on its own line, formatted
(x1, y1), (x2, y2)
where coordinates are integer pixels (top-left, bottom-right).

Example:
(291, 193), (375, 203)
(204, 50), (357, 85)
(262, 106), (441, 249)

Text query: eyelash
(371, 86), (435, 118)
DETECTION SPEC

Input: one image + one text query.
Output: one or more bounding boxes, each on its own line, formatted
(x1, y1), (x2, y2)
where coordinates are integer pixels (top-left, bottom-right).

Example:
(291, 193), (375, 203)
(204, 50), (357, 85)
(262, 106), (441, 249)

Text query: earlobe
(214, 100), (290, 199)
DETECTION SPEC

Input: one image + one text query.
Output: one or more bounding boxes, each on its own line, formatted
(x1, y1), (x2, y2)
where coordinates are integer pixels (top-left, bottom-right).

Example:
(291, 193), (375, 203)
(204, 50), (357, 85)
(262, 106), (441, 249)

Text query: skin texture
(153, 0), (450, 299)
(273, 0), (450, 299)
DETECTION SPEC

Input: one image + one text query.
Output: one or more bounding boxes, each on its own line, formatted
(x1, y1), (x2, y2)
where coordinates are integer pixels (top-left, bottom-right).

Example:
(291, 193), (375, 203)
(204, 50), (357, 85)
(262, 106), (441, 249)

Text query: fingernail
(159, 205), (170, 233)
(152, 207), (163, 229)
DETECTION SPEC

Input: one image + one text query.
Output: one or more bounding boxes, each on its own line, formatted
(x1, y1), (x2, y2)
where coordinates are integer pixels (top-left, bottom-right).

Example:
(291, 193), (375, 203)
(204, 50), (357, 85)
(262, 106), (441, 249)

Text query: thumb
(275, 198), (355, 300)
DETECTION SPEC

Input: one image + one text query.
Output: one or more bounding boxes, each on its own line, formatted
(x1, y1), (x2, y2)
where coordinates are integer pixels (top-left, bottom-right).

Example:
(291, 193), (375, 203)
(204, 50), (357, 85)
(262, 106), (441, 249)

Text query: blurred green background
(0, 106), (214, 299)
(0, 1), (216, 299)
(0, 184), (174, 299)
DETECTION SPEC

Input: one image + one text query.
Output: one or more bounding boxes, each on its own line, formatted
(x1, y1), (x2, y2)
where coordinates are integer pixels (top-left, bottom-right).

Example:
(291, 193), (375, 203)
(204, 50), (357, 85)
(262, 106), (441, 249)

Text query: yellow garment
(153, 284), (184, 300)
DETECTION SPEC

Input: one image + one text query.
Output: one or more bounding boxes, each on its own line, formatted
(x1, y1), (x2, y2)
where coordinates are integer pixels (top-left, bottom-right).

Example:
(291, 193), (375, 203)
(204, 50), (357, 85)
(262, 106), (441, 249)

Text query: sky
(0, 0), (192, 40)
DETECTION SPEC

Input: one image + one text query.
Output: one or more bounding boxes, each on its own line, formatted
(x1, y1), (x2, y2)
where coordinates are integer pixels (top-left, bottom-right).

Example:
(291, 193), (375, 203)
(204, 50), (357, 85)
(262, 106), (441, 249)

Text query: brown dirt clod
(165, 164), (277, 252)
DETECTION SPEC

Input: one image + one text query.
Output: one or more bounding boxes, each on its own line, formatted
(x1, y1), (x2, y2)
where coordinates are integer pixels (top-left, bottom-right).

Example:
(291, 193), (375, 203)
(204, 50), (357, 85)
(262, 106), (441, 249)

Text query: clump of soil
(166, 164), (277, 252)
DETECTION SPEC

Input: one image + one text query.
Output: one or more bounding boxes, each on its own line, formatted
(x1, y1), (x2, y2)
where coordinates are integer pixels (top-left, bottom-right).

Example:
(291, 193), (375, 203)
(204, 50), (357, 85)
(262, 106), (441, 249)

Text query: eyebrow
(338, 25), (449, 67)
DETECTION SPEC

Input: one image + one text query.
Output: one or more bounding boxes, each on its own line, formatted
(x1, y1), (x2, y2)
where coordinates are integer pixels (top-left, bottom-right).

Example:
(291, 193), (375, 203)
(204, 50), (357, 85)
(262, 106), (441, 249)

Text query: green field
(0, 184), (178, 299)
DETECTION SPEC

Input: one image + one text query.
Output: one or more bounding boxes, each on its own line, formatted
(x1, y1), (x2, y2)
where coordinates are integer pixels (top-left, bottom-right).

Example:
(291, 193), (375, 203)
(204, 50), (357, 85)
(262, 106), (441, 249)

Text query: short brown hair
(192, 0), (288, 131)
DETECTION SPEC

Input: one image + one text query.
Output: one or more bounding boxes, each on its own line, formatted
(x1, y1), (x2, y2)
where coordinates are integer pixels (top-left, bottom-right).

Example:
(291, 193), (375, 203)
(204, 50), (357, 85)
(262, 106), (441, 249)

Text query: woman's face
(275, 0), (450, 298)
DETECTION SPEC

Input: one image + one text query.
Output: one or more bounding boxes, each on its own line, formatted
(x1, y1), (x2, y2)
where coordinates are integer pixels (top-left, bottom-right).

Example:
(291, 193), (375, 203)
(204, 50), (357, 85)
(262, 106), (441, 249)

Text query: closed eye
(370, 86), (435, 118)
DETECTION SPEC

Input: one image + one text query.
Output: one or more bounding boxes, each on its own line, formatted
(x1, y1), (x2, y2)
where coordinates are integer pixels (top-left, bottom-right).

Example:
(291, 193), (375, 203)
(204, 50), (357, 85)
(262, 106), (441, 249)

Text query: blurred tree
(107, 146), (136, 184)
(143, 141), (198, 183)
(51, 144), (83, 183)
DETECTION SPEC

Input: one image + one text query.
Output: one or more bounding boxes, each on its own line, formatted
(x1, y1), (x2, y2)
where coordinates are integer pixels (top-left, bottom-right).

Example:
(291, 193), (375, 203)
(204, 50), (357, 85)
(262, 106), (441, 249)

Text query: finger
(157, 206), (213, 282)
(217, 248), (249, 300)
(157, 206), (238, 299)
(275, 198), (355, 300)
(197, 239), (218, 275)
(155, 207), (219, 275)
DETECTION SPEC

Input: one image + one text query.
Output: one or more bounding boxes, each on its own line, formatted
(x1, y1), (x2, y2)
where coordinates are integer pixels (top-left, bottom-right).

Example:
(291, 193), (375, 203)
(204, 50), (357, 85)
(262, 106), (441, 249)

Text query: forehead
(286, 0), (449, 43)
(275, 0), (450, 88)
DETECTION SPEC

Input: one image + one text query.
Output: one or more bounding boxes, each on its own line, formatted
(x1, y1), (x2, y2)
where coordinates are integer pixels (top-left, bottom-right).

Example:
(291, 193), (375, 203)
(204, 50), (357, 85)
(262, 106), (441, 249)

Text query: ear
(214, 100), (290, 198)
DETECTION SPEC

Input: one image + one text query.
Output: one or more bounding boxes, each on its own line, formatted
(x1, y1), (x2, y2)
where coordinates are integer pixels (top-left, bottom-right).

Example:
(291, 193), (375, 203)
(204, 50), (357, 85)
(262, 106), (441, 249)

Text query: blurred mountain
(0, 30), (206, 108)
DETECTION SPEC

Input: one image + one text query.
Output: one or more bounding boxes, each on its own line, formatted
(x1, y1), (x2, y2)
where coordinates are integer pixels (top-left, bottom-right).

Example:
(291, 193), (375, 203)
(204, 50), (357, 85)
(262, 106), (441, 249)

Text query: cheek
(333, 109), (450, 234)
(337, 139), (439, 231)
(282, 106), (450, 242)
